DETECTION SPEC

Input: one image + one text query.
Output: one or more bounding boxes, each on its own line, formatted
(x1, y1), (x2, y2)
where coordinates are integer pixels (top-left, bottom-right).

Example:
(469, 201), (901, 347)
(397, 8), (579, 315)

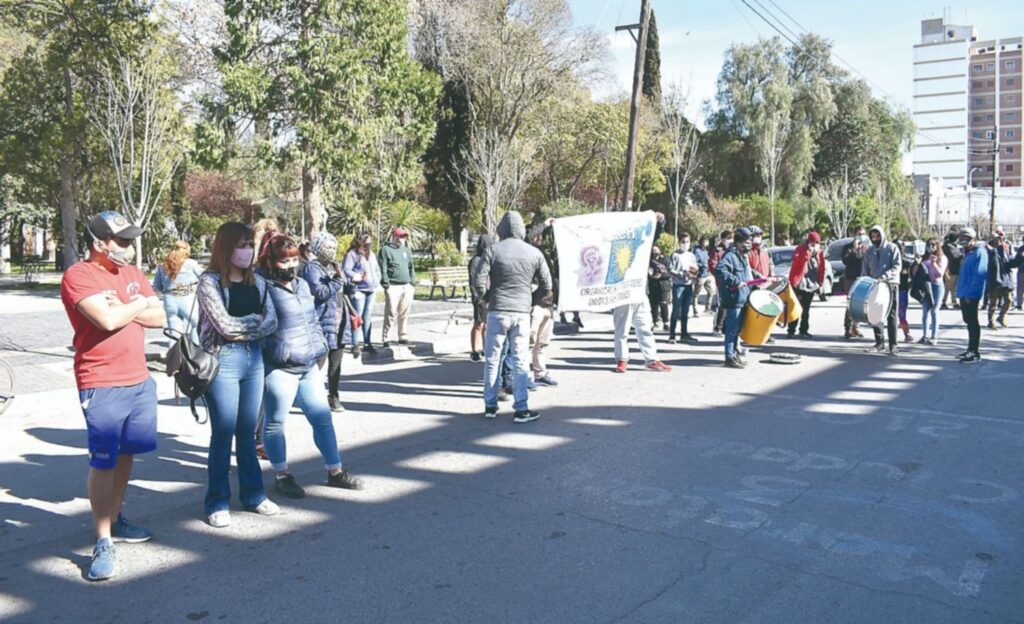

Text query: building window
(973, 131), (983, 139)
(986, 62), (995, 70)
(988, 114), (995, 121)
(987, 80), (995, 87)
(1008, 164), (1016, 173)
(1008, 130), (1017, 138)
(973, 81), (983, 88)
(1008, 60), (1018, 70)
(974, 97), (984, 105)
(986, 130), (996, 139)
(1009, 78), (1016, 86)
(974, 64), (983, 71)
(1010, 113), (1018, 121)
(1008, 95), (1016, 103)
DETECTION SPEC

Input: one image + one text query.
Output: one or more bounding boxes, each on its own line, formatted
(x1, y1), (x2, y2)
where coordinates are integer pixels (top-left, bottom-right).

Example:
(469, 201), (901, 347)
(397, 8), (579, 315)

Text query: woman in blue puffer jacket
(257, 232), (362, 499)
(299, 232), (346, 412)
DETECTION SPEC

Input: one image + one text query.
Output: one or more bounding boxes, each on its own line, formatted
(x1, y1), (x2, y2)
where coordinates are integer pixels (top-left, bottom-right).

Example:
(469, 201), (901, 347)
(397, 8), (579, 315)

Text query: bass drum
(768, 279), (803, 325)
(739, 290), (784, 346)
(848, 276), (892, 326)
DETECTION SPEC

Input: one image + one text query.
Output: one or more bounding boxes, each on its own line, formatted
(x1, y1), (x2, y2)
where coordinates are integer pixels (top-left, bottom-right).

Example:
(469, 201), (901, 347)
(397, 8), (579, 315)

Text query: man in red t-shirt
(60, 210), (166, 581)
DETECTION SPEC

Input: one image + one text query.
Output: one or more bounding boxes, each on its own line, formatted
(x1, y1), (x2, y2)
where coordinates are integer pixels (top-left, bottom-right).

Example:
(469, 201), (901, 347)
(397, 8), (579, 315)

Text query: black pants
(872, 283), (898, 350)
(843, 276), (860, 333)
(649, 293), (669, 325)
(326, 347), (345, 399)
(788, 289), (815, 335)
(961, 298), (981, 354)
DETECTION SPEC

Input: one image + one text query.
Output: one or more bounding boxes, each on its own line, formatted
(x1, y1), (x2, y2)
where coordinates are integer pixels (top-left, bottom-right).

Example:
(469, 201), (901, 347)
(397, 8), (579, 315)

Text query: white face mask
(103, 238), (135, 266)
(679, 242), (690, 252)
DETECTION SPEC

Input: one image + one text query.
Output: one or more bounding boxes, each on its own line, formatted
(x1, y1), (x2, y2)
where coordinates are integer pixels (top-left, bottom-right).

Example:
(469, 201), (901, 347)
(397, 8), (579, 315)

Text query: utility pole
(989, 125), (998, 237)
(843, 164), (848, 234)
(616, 0), (651, 211)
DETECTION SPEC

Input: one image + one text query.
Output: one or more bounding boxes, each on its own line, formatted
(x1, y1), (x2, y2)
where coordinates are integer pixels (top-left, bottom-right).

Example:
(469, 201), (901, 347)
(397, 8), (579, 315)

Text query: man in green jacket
(379, 227), (415, 346)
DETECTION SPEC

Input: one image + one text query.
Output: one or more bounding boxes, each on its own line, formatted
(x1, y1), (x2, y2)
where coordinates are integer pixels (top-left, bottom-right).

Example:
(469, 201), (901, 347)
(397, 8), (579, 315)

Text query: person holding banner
(612, 213), (672, 374)
(472, 211), (551, 423)
(715, 227), (755, 369)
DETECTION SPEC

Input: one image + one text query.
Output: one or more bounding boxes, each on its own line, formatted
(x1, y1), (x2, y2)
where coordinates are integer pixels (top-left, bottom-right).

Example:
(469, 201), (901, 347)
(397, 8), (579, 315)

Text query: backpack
(909, 262), (929, 303)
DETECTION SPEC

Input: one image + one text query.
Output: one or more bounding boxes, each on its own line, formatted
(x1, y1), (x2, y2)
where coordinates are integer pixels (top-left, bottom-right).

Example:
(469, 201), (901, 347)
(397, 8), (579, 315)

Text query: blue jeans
(669, 284), (694, 340)
(346, 290), (375, 346)
(723, 307), (743, 359)
(204, 342), (266, 514)
(482, 311), (530, 411)
(163, 294), (198, 343)
(263, 365), (342, 473)
(921, 282), (944, 340)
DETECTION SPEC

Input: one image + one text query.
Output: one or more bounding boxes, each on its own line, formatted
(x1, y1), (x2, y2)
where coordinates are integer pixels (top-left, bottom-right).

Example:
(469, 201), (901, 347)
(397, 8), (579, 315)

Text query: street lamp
(968, 166), (981, 224)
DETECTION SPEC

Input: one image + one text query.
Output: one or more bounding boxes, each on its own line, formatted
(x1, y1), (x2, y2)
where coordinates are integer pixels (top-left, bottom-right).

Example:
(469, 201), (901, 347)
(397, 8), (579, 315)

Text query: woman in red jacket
(787, 231), (826, 338)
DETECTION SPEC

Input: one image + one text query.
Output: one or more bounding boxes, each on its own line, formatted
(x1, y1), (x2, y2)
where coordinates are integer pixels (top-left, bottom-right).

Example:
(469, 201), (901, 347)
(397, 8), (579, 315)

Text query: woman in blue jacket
(300, 232), (346, 412)
(258, 232), (362, 499)
(955, 227), (988, 363)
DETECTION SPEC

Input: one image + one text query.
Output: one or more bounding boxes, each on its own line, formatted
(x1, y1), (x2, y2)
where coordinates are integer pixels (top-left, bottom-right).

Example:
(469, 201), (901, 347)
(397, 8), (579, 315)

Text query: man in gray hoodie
(472, 211), (552, 423)
(862, 225), (902, 355)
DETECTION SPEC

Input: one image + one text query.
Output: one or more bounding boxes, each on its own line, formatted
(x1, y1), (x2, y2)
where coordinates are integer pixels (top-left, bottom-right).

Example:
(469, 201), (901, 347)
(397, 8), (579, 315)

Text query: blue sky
(568, 0), (1024, 125)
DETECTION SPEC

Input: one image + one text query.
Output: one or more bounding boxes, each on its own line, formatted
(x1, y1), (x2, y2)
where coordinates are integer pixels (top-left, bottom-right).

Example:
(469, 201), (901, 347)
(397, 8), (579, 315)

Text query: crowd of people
(59, 207), (1024, 582)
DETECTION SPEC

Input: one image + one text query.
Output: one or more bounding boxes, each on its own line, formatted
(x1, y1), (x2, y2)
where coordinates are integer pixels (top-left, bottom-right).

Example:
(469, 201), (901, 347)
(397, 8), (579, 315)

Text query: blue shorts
(79, 377), (158, 469)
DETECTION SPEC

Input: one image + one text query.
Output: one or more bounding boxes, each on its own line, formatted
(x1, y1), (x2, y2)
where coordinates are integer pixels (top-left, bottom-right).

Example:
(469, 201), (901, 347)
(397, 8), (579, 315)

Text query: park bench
(23, 256), (51, 284)
(427, 266), (470, 301)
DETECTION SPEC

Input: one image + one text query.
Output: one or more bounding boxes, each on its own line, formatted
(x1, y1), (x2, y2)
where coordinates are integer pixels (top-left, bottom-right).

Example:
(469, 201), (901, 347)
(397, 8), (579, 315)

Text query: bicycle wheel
(0, 357), (14, 416)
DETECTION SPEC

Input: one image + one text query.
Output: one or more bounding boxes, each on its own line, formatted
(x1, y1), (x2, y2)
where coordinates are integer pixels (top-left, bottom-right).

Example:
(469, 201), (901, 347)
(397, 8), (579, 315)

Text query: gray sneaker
(111, 514), (152, 543)
(87, 537), (116, 581)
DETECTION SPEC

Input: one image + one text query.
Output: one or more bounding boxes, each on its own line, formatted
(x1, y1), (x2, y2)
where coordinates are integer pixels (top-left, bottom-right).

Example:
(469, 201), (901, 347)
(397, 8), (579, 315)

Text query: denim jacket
(196, 272), (278, 354)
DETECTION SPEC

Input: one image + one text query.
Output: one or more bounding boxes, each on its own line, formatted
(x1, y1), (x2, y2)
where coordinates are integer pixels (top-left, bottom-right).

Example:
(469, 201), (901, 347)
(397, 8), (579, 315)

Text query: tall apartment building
(968, 38), (1023, 188)
(912, 18), (1024, 189)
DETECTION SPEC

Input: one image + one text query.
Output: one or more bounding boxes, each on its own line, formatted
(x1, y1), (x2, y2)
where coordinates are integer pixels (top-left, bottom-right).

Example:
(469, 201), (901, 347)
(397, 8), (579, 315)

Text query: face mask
(752, 237), (762, 247)
(105, 239), (135, 266)
(926, 245), (937, 253)
(872, 238), (882, 248)
(270, 266), (297, 282)
(231, 248), (254, 269)
(679, 243), (690, 252)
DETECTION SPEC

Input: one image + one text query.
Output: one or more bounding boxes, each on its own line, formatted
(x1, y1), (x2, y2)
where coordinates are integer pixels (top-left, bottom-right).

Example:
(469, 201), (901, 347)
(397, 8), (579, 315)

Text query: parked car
(826, 237), (854, 292)
(768, 246), (835, 301)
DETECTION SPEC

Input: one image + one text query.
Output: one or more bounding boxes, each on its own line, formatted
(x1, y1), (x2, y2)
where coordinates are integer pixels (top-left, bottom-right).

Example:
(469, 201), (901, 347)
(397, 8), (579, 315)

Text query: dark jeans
(962, 298), (981, 354)
(669, 284), (694, 339)
(988, 287), (1011, 324)
(649, 293), (669, 325)
(872, 282), (898, 349)
(326, 347), (345, 399)
(787, 289), (815, 335)
(843, 276), (860, 333)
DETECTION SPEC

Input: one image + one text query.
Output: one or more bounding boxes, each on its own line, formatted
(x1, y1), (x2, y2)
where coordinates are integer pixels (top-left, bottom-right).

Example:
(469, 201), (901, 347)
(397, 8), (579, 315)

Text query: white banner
(553, 211), (657, 312)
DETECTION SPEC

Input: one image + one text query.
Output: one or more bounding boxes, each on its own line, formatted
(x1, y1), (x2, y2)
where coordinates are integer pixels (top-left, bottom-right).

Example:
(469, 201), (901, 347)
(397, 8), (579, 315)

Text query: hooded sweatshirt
(861, 225), (902, 285)
(468, 234), (495, 300)
(471, 211), (551, 315)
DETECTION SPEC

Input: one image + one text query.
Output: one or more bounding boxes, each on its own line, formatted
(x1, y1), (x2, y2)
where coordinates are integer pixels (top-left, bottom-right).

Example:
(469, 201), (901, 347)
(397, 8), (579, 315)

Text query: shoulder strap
(189, 396), (208, 424)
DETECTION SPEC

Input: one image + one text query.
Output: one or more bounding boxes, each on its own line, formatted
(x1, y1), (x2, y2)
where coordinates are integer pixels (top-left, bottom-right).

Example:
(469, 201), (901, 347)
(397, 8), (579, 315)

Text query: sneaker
(681, 335), (699, 343)
(865, 343), (886, 354)
(573, 316), (584, 329)
(956, 349), (971, 359)
(917, 337), (928, 345)
(711, 330), (722, 337)
(724, 357), (745, 369)
(365, 345), (377, 355)
(328, 396), (345, 413)
(534, 375), (558, 386)
(498, 388), (511, 402)
(470, 351), (481, 362)
(326, 470), (362, 490)
(786, 332), (796, 339)
(903, 334), (913, 343)
(940, 304), (949, 310)
(87, 537), (116, 581)
(927, 337), (938, 345)
(484, 405), (498, 419)
(952, 303), (960, 310)
(111, 514), (152, 543)
(887, 349), (899, 357)
(960, 352), (981, 364)
(614, 360), (628, 373)
(513, 409), (540, 424)
(381, 341), (390, 348)
(398, 339), (411, 346)
(352, 347), (361, 358)
(275, 474), (306, 499)
(668, 338), (677, 344)
(250, 499), (280, 516)
(799, 332), (813, 339)
(998, 318), (1008, 328)
(987, 322), (998, 330)
(207, 510), (231, 528)
(645, 361), (672, 372)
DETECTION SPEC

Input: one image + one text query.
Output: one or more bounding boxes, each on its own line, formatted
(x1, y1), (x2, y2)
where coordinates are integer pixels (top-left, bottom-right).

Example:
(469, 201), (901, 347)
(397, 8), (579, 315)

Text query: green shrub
(655, 233), (676, 253)
(435, 239), (465, 267)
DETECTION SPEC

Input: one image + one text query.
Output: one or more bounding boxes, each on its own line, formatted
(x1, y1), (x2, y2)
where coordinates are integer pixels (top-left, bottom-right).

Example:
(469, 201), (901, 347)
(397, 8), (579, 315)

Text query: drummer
(787, 231), (826, 339)
(862, 225), (902, 356)
(715, 227), (756, 369)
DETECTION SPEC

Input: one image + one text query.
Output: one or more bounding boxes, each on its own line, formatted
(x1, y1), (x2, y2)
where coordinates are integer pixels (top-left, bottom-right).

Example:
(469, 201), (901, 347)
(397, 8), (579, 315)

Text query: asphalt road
(1, 298), (1022, 623)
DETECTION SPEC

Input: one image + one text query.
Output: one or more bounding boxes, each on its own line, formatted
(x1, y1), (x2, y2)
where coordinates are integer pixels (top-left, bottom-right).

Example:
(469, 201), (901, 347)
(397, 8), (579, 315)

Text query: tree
(217, 0), (438, 236)
(816, 177), (853, 238)
(661, 83), (700, 238)
(757, 105), (793, 244)
(413, 0), (606, 234)
(642, 10), (661, 102)
(89, 54), (185, 267)
(0, 1), (151, 264)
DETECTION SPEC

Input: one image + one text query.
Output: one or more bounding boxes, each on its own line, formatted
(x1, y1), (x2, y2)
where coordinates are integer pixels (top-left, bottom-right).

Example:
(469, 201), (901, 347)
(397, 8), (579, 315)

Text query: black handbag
(164, 292), (219, 424)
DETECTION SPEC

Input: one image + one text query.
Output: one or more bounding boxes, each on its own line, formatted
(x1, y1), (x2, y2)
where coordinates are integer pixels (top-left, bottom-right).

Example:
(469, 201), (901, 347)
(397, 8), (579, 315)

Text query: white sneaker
(207, 510), (231, 528)
(251, 499), (280, 516)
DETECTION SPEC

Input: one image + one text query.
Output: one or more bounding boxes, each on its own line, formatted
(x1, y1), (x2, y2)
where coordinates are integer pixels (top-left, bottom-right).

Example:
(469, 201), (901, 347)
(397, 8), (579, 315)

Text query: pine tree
(642, 11), (662, 103)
